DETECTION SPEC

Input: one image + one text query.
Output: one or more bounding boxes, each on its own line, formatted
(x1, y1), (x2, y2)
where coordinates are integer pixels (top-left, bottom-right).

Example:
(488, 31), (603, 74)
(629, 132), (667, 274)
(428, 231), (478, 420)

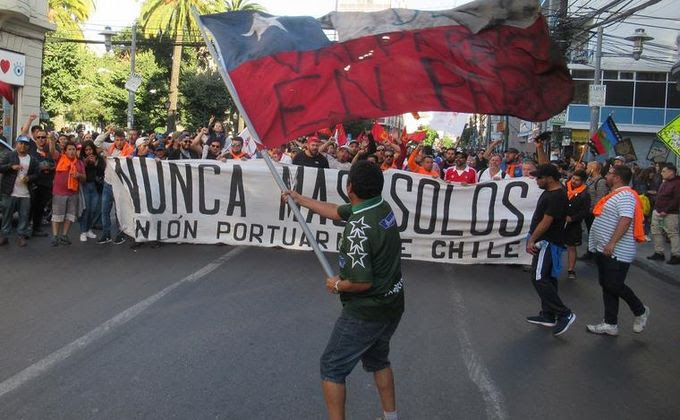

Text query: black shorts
(564, 223), (582, 247)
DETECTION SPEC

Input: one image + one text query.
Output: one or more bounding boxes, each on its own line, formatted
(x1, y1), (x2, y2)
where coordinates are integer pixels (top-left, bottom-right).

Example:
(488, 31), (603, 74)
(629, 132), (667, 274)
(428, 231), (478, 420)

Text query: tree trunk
(167, 31), (183, 131)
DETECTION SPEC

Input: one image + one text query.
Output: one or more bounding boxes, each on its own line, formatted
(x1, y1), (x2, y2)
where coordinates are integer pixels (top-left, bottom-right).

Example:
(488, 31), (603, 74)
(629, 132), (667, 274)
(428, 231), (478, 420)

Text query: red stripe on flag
(229, 17), (572, 147)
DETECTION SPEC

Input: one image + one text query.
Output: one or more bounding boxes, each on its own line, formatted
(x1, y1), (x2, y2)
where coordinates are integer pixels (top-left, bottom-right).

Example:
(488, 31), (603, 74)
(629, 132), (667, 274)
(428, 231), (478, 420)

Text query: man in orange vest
(586, 165), (649, 336)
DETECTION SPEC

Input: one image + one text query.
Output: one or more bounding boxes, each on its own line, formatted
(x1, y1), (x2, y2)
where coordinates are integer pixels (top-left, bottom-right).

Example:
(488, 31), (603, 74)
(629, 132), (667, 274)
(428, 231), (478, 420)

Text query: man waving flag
(196, 0), (573, 148)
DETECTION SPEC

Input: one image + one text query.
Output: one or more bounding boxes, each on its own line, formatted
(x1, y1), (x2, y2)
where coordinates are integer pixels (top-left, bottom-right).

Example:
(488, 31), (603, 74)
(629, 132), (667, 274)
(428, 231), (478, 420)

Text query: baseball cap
(348, 139), (358, 145)
(614, 155), (626, 162)
(307, 136), (321, 144)
(135, 137), (148, 148)
(16, 135), (31, 144)
(530, 164), (561, 180)
(505, 147), (520, 154)
(455, 147), (467, 157)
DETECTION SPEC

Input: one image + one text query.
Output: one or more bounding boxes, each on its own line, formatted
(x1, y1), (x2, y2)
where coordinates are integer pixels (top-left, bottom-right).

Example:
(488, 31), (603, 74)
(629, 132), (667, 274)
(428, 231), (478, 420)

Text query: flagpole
(192, 8), (335, 278)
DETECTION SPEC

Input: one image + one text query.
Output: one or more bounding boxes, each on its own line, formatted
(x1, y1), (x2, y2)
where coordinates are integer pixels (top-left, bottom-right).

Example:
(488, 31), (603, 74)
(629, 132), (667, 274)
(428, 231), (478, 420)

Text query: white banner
(105, 159), (541, 264)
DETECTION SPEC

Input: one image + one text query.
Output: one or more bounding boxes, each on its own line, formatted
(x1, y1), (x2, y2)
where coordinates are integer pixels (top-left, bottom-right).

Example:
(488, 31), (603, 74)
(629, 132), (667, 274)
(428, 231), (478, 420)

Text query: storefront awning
(0, 80), (14, 104)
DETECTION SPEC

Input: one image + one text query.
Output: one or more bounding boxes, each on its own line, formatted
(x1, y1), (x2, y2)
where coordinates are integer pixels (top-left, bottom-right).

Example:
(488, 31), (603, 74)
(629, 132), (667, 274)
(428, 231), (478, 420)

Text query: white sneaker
(79, 233), (88, 242)
(586, 323), (619, 336)
(633, 306), (650, 333)
(86, 230), (97, 239)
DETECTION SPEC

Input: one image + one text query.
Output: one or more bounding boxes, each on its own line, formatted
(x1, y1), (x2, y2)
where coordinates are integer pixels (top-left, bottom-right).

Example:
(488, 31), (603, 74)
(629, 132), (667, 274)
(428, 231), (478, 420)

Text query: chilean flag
(197, 0), (573, 148)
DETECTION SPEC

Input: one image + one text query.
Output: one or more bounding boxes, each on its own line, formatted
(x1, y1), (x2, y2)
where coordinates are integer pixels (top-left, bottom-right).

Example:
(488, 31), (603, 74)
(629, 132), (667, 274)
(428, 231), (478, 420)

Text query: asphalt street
(0, 237), (679, 419)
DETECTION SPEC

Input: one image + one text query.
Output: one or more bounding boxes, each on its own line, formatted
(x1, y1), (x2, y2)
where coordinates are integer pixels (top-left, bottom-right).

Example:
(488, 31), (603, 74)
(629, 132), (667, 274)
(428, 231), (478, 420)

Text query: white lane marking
(0, 247), (244, 399)
(444, 266), (507, 420)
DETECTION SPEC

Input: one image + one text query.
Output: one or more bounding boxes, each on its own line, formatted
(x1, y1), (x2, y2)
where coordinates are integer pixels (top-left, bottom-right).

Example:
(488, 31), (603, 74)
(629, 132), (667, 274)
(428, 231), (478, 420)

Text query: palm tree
(48, 0), (95, 38)
(140, 0), (264, 131)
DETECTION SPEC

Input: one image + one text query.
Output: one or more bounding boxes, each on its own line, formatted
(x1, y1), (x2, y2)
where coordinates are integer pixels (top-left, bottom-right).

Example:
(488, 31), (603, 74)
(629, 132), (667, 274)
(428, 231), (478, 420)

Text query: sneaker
(633, 306), (650, 333)
(526, 313), (556, 327)
(553, 313), (576, 336)
(667, 256), (680, 265)
(80, 233), (88, 242)
(113, 234), (127, 245)
(646, 253), (664, 261)
(50, 236), (59, 247)
(97, 235), (111, 244)
(86, 230), (97, 239)
(59, 235), (71, 245)
(32, 229), (48, 237)
(567, 270), (576, 280)
(586, 322), (619, 336)
(17, 237), (27, 247)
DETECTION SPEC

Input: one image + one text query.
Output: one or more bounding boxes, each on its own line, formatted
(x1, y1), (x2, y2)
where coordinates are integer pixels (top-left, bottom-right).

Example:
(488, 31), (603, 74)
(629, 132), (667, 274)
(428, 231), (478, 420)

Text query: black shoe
(32, 229), (48, 237)
(97, 235), (111, 244)
(567, 270), (576, 280)
(578, 252), (593, 260)
(58, 235), (72, 245)
(17, 237), (27, 247)
(553, 313), (576, 336)
(667, 256), (680, 265)
(526, 313), (556, 327)
(647, 253), (665, 261)
(113, 234), (127, 245)
(50, 236), (59, 247)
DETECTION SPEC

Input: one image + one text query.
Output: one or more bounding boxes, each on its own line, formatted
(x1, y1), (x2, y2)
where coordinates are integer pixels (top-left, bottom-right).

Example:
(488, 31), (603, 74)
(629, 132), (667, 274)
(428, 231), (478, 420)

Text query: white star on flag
(242, 14), (288, 41)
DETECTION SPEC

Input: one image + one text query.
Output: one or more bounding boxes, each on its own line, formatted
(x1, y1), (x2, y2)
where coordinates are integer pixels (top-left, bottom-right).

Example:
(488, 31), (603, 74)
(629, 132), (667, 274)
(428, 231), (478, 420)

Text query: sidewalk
(631, 240), (680, 286)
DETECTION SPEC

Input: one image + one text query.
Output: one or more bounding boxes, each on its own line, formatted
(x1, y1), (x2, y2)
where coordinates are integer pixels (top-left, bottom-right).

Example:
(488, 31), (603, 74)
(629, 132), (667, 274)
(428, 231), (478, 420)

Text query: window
(636, 72), (667, 82)
(571, 69), (594, 79)
(635, 82), (666, 107)
(604, 81), (633, 106)
(603, 70), (618, 80)
(572, 80), (590, 104)
(619, 72), (634, 80)
(668, 83), (680, 108)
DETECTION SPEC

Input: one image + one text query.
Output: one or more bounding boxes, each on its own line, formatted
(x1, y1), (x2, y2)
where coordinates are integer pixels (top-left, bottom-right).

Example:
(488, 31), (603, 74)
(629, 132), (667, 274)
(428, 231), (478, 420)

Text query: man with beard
(564, 170), (591, 279)
(439, 148), (456, 177)
(525, 164), (575, 336)
(444, 149), (477, 184)
(167, 132), (201, 160)
(221, 136), (250, 161)
(28, 128), (54, 237)
(484, 140), (523, 177)
(293, 136), (329, 168)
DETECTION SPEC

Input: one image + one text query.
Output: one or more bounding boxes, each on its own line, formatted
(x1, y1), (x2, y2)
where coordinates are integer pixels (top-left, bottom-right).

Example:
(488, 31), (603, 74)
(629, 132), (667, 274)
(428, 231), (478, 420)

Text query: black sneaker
(50, 236), (59, 247)
(667, 256), (680, 265)
(553, 313), (576, 336)
(58, 235), (72, 245)
(567, 270), (576, 280)
(113, 234), (127, 245)
(97, 235), (111, 244)
(646, 253), (664, 261)
(526, 313), (556, 327)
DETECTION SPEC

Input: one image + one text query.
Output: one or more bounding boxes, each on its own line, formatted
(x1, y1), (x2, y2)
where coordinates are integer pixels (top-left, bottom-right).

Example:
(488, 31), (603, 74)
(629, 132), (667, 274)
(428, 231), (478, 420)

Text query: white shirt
(12, 154), (31, 198)
(588, 188), (637, 263)
(477, 167), (507, 182)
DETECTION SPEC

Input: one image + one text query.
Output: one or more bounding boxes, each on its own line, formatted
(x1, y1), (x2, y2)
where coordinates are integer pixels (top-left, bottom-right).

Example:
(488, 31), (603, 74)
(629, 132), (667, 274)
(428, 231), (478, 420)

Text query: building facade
(0, 0), (53, 144)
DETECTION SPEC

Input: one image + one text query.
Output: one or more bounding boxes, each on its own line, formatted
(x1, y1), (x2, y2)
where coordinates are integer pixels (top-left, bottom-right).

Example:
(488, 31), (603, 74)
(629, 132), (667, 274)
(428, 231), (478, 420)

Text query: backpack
(639, 194), (652, 216)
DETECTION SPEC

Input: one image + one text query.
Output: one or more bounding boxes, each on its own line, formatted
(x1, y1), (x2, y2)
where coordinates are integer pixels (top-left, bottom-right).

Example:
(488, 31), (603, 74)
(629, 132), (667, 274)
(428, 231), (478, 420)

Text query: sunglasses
(35, 136), (47, 139)
(210, 144), (221, 148)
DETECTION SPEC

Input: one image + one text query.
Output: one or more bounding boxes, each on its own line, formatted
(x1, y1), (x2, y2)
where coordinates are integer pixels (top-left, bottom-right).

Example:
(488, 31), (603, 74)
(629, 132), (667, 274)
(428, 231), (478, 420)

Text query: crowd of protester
(0, 114), (678, 271)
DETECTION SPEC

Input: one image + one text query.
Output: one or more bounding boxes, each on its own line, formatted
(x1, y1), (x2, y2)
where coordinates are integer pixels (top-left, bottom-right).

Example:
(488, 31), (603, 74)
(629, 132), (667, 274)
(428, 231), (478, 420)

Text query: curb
(631, 258), (680, 288)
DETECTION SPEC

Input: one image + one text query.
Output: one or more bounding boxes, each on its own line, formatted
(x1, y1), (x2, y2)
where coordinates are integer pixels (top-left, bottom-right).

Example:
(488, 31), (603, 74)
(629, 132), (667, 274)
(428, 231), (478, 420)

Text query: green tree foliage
(224, 0), (264, 11)
(179, 67), (234, 132)
(48, 0), (95, 38)
(41, 33), (85, 118)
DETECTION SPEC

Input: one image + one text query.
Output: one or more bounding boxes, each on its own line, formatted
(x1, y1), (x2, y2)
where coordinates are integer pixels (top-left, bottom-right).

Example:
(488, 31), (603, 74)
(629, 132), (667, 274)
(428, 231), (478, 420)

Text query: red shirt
(444, 166), (477, 184)
(53, 159), (85, 196)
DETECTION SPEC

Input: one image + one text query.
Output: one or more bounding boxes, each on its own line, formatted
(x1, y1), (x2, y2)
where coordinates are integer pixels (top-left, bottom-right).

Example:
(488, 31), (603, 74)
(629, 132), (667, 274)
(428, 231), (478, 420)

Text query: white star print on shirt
(242, 14), (288, 41)
(346, 216), (370, 268)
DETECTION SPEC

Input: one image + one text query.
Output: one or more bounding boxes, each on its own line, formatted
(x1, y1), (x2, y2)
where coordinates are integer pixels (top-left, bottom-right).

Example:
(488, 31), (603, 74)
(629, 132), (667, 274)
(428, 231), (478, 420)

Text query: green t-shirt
(337, 196), (404, 322)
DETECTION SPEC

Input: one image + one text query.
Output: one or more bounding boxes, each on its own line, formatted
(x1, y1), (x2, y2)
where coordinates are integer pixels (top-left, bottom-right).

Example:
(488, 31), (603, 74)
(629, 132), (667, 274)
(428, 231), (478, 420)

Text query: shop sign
(0, 49), (26, 86)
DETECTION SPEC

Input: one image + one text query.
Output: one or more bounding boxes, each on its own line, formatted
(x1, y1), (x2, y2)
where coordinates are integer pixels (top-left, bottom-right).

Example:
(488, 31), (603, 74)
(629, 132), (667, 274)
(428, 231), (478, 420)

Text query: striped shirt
(588, 188), (637, 262)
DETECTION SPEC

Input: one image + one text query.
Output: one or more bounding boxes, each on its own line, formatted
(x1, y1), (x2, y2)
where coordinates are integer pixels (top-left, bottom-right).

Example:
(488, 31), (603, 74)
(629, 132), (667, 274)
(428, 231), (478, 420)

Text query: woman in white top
(477, 154), (507, 182)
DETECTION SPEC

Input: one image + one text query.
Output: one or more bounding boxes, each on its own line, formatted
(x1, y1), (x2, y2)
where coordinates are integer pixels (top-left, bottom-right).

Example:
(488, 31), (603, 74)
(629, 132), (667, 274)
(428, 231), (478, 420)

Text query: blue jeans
(79, 182), (101, 232)
(1, 194), (32, 238)
(320, 314), (401, 384)
(101, 182), (118, 237)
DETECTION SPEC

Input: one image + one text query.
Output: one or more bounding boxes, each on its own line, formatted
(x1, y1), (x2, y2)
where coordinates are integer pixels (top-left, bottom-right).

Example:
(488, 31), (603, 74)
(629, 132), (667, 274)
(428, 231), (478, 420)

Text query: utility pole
(589, 26), (603, 148)
(127, 24), (137, 130)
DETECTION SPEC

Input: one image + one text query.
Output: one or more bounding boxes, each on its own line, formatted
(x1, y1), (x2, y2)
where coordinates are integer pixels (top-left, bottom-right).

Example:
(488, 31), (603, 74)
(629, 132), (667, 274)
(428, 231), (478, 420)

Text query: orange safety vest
(592, 187), (646, 243)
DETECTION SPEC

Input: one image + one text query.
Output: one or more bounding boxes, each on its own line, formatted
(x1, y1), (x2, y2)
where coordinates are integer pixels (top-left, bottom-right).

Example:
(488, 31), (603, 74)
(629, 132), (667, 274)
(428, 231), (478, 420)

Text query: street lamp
(625, 28), (654, 61)
(99, 26), (116, 52)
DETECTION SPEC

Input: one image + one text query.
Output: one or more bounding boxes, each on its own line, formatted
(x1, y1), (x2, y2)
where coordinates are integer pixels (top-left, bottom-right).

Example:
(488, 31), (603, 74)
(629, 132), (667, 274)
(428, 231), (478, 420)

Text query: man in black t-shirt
(292, 136), (329, 168)
(526, 164), (576, 336)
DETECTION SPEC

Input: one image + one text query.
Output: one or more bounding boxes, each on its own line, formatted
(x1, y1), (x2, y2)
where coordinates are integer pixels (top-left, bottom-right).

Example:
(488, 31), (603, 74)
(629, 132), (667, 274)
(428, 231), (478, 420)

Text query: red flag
(371, 122), (389, 142)
(335, 123), (347, 145)
(318, 127), (333, 137)
(408, 130), (428, 143)
(400, 127), (408, 144)
(199, 2), (573, 148)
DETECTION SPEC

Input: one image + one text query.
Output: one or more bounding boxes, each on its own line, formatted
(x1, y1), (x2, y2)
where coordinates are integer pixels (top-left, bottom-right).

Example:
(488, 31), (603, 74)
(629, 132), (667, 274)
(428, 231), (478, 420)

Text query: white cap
(135, 137), (148, 148)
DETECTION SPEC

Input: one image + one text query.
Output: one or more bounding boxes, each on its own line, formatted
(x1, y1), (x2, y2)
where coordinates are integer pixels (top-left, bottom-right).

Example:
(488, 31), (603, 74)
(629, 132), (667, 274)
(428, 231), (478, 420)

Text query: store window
(635, 82), (666, 107)
(0, 48), (25, 145)
(572, 80), (590, 104)
(604, 81), (633, 106)
(0, 82), (16, 143)
(668, 83), (680, 108)
(571, 69), (594, 79)
(603, 70), (618, 80)
(636, 72), (667, 82)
